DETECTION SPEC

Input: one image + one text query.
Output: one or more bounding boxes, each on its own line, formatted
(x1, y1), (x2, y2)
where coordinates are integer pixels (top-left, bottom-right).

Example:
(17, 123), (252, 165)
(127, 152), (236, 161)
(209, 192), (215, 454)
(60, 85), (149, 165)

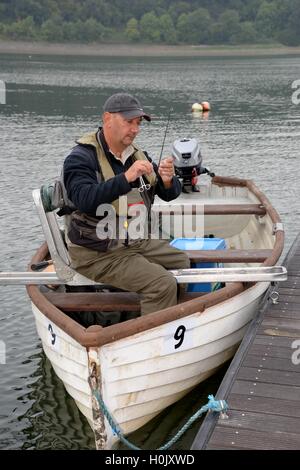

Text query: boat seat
(43, 291), (206, 312)
(202, 204), (266, 215)
(32, 188), (100, 286)
(155, 204), (266, 216)
(187, 249), (272, 263)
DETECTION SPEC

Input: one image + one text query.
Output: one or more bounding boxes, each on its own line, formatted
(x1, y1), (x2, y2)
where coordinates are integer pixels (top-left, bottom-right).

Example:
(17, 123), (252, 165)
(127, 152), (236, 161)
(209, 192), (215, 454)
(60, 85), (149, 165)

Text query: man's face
(105, 112), (142, 149)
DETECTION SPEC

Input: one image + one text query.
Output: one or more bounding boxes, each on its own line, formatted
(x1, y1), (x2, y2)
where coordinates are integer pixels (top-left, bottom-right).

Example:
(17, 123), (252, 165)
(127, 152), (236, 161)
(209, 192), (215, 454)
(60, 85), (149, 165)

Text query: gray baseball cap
(103, 93), (151, 122)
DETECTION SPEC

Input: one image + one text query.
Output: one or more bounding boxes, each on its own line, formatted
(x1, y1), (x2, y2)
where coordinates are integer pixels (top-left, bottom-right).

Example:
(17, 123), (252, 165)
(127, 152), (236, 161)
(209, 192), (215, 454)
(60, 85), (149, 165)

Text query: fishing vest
(76, 131), (157, 216)
(68, 132), (157, 251)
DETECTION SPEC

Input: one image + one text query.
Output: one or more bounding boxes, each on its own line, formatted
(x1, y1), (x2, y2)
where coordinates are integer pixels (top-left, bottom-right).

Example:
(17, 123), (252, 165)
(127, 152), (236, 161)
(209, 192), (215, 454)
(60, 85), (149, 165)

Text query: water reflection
(14, 348), (227, 450)
(21, 354), (95, 450)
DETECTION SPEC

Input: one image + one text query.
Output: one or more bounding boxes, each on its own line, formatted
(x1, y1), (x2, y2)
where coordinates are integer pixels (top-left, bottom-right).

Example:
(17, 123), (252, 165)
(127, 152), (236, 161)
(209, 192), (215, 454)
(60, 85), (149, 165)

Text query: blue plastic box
(170, 237), (226, 292)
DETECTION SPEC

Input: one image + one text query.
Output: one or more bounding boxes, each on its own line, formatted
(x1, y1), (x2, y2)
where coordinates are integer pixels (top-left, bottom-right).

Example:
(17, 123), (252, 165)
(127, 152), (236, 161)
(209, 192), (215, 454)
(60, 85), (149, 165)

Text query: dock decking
(191, 233), (300, 450)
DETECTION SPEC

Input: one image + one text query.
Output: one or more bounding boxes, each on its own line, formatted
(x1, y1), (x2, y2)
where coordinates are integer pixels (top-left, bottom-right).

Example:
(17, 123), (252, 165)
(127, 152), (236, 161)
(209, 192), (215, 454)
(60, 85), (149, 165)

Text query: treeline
(0, 0), (299, 46)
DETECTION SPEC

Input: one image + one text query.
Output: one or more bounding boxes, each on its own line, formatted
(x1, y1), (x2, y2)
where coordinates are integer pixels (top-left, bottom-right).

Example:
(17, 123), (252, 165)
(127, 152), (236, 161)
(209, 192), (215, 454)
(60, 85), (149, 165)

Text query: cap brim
(120, 109), (151, 122)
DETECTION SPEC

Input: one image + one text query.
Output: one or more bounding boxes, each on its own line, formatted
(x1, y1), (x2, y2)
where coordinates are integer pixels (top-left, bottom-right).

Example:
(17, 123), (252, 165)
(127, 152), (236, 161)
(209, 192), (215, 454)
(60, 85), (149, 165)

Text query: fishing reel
(172, 138), (215, 192)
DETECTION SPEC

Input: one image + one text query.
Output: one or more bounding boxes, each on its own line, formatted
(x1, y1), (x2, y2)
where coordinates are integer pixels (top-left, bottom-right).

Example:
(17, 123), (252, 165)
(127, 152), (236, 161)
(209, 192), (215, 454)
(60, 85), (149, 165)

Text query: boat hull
(31, 280), (268, 449)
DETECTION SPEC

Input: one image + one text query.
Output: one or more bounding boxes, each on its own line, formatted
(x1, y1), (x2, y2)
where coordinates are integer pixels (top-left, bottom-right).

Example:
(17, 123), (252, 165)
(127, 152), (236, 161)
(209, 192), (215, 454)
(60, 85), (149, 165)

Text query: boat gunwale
(26, 176), (284, 348)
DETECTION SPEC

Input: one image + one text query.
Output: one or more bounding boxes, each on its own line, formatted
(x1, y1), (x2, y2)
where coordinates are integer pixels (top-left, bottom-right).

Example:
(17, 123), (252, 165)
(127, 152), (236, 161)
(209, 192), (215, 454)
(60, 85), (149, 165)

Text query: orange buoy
(201, 101), (211, 111)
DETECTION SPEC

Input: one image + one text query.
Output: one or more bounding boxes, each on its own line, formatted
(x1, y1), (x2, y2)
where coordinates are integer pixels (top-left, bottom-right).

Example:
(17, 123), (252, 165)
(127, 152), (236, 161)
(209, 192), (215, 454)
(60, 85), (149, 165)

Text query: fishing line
(147, 106), (173, 205)
(157, 106), (173, 170)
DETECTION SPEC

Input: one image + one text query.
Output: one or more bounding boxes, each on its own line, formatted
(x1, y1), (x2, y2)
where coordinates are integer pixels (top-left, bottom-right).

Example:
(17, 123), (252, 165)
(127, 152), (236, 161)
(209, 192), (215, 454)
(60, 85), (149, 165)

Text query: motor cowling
(172, 138), (203, 191)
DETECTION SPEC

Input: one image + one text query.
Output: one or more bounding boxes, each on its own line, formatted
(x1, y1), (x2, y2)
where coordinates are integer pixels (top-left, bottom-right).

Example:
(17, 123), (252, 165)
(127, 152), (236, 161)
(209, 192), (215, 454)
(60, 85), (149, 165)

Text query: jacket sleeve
(63, 147), (132, 214)
(146, 156), (182, 202)
(155, 171), (182, 201)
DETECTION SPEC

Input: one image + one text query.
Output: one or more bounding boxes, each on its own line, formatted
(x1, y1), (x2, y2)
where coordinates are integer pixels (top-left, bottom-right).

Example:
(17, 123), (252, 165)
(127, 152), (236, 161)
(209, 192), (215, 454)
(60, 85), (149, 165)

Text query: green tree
(12, 0), (42, 21)
(287, 0), (300, 43)
(125, 18), (140, 42)
(82, 18), (107, 42)
(57, 0), (80, 22)
(168, 1), (191, 22)
(5, 15), (36, 39)
(140, 11), (161, 42)
(63, 20), (78, 41)
(228, 0), (244, 12)
(159, 13), (177, 43)
(219, 9), (241, 43)
(177, 8), (212, 43)
(40, 15), (64, 41)
(255, 1), (278, 38)
(99, 3), (123, 28)
(0, 4), (5, 23)
(277, 28), (300, 46)
(277, 0), (300, 46)
(239, 0), (264, 21)
(77, 0), (111, 25)
(176, 13), (189, 42)
(0, 22), (5, 36)
(233, 21), (257, 43)
(0, 0), (298, 46)
(270, 0), (292, 30)
(192, 8), (212, 43)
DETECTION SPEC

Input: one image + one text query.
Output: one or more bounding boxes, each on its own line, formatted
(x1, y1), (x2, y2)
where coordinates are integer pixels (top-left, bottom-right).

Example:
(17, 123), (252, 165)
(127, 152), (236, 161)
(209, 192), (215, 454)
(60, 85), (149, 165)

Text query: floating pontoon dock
(192, 232), (300, 450)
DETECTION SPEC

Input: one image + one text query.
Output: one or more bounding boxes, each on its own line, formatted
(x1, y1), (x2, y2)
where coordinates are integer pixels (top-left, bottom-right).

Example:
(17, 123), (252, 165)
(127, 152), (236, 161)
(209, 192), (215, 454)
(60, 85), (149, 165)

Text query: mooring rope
(91, 388), (228, 451)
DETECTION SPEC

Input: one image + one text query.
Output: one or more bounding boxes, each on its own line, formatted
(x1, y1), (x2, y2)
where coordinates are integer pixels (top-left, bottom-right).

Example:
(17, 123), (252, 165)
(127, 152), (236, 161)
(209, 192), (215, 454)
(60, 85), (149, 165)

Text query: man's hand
(125, 160), (154, 183)
(158, 157), (175, 188)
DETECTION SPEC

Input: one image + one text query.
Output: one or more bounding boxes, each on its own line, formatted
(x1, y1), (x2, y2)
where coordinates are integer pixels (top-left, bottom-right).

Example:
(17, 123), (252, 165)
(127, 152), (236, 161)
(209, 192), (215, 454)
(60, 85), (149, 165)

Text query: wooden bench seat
(156, 204), (266, 216)
(44, 291), (205, 312)
(202, 204), (266, 215)
(187, 249), (272, 263)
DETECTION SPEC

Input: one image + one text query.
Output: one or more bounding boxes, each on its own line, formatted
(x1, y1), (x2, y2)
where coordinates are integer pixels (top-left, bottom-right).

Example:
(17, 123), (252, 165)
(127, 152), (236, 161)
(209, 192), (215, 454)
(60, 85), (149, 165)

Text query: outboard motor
(172, 138), (215, 192)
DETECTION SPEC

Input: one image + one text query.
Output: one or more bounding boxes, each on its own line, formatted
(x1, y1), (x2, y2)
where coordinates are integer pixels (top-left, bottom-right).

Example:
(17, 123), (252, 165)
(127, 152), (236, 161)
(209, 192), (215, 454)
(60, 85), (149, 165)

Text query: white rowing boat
(22, 174), (284, 449)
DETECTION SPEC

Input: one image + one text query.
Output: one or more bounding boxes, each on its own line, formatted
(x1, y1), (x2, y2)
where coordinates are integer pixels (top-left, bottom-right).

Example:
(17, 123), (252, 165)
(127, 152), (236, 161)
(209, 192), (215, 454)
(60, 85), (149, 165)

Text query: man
(63, 93), (190, 315)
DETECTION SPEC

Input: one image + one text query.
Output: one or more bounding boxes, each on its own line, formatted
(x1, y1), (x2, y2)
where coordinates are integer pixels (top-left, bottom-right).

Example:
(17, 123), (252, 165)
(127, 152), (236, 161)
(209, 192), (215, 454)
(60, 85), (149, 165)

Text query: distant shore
(0, 40), (300, 57)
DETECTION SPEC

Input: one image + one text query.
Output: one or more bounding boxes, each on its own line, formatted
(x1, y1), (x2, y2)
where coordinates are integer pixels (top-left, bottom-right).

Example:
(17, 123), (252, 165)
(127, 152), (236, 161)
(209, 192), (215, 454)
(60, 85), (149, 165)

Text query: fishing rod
(138, 106), (173, 193)
(157, 106), (173, 171)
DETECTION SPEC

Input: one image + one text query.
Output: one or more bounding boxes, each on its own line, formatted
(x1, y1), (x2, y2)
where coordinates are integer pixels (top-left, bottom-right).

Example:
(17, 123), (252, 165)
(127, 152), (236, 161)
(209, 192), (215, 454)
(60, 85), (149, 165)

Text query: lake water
(0, 52), (300, 450)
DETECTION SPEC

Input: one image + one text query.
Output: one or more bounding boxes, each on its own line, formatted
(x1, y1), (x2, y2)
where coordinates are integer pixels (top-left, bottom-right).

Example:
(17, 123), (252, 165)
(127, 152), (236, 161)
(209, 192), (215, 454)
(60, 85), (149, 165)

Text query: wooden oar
(0, 265), (287, 285)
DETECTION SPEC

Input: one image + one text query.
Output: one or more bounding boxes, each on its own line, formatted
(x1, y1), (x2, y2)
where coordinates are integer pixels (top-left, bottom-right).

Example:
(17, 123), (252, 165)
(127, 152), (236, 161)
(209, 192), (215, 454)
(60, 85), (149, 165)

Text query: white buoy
(192, 102), (203, 112)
